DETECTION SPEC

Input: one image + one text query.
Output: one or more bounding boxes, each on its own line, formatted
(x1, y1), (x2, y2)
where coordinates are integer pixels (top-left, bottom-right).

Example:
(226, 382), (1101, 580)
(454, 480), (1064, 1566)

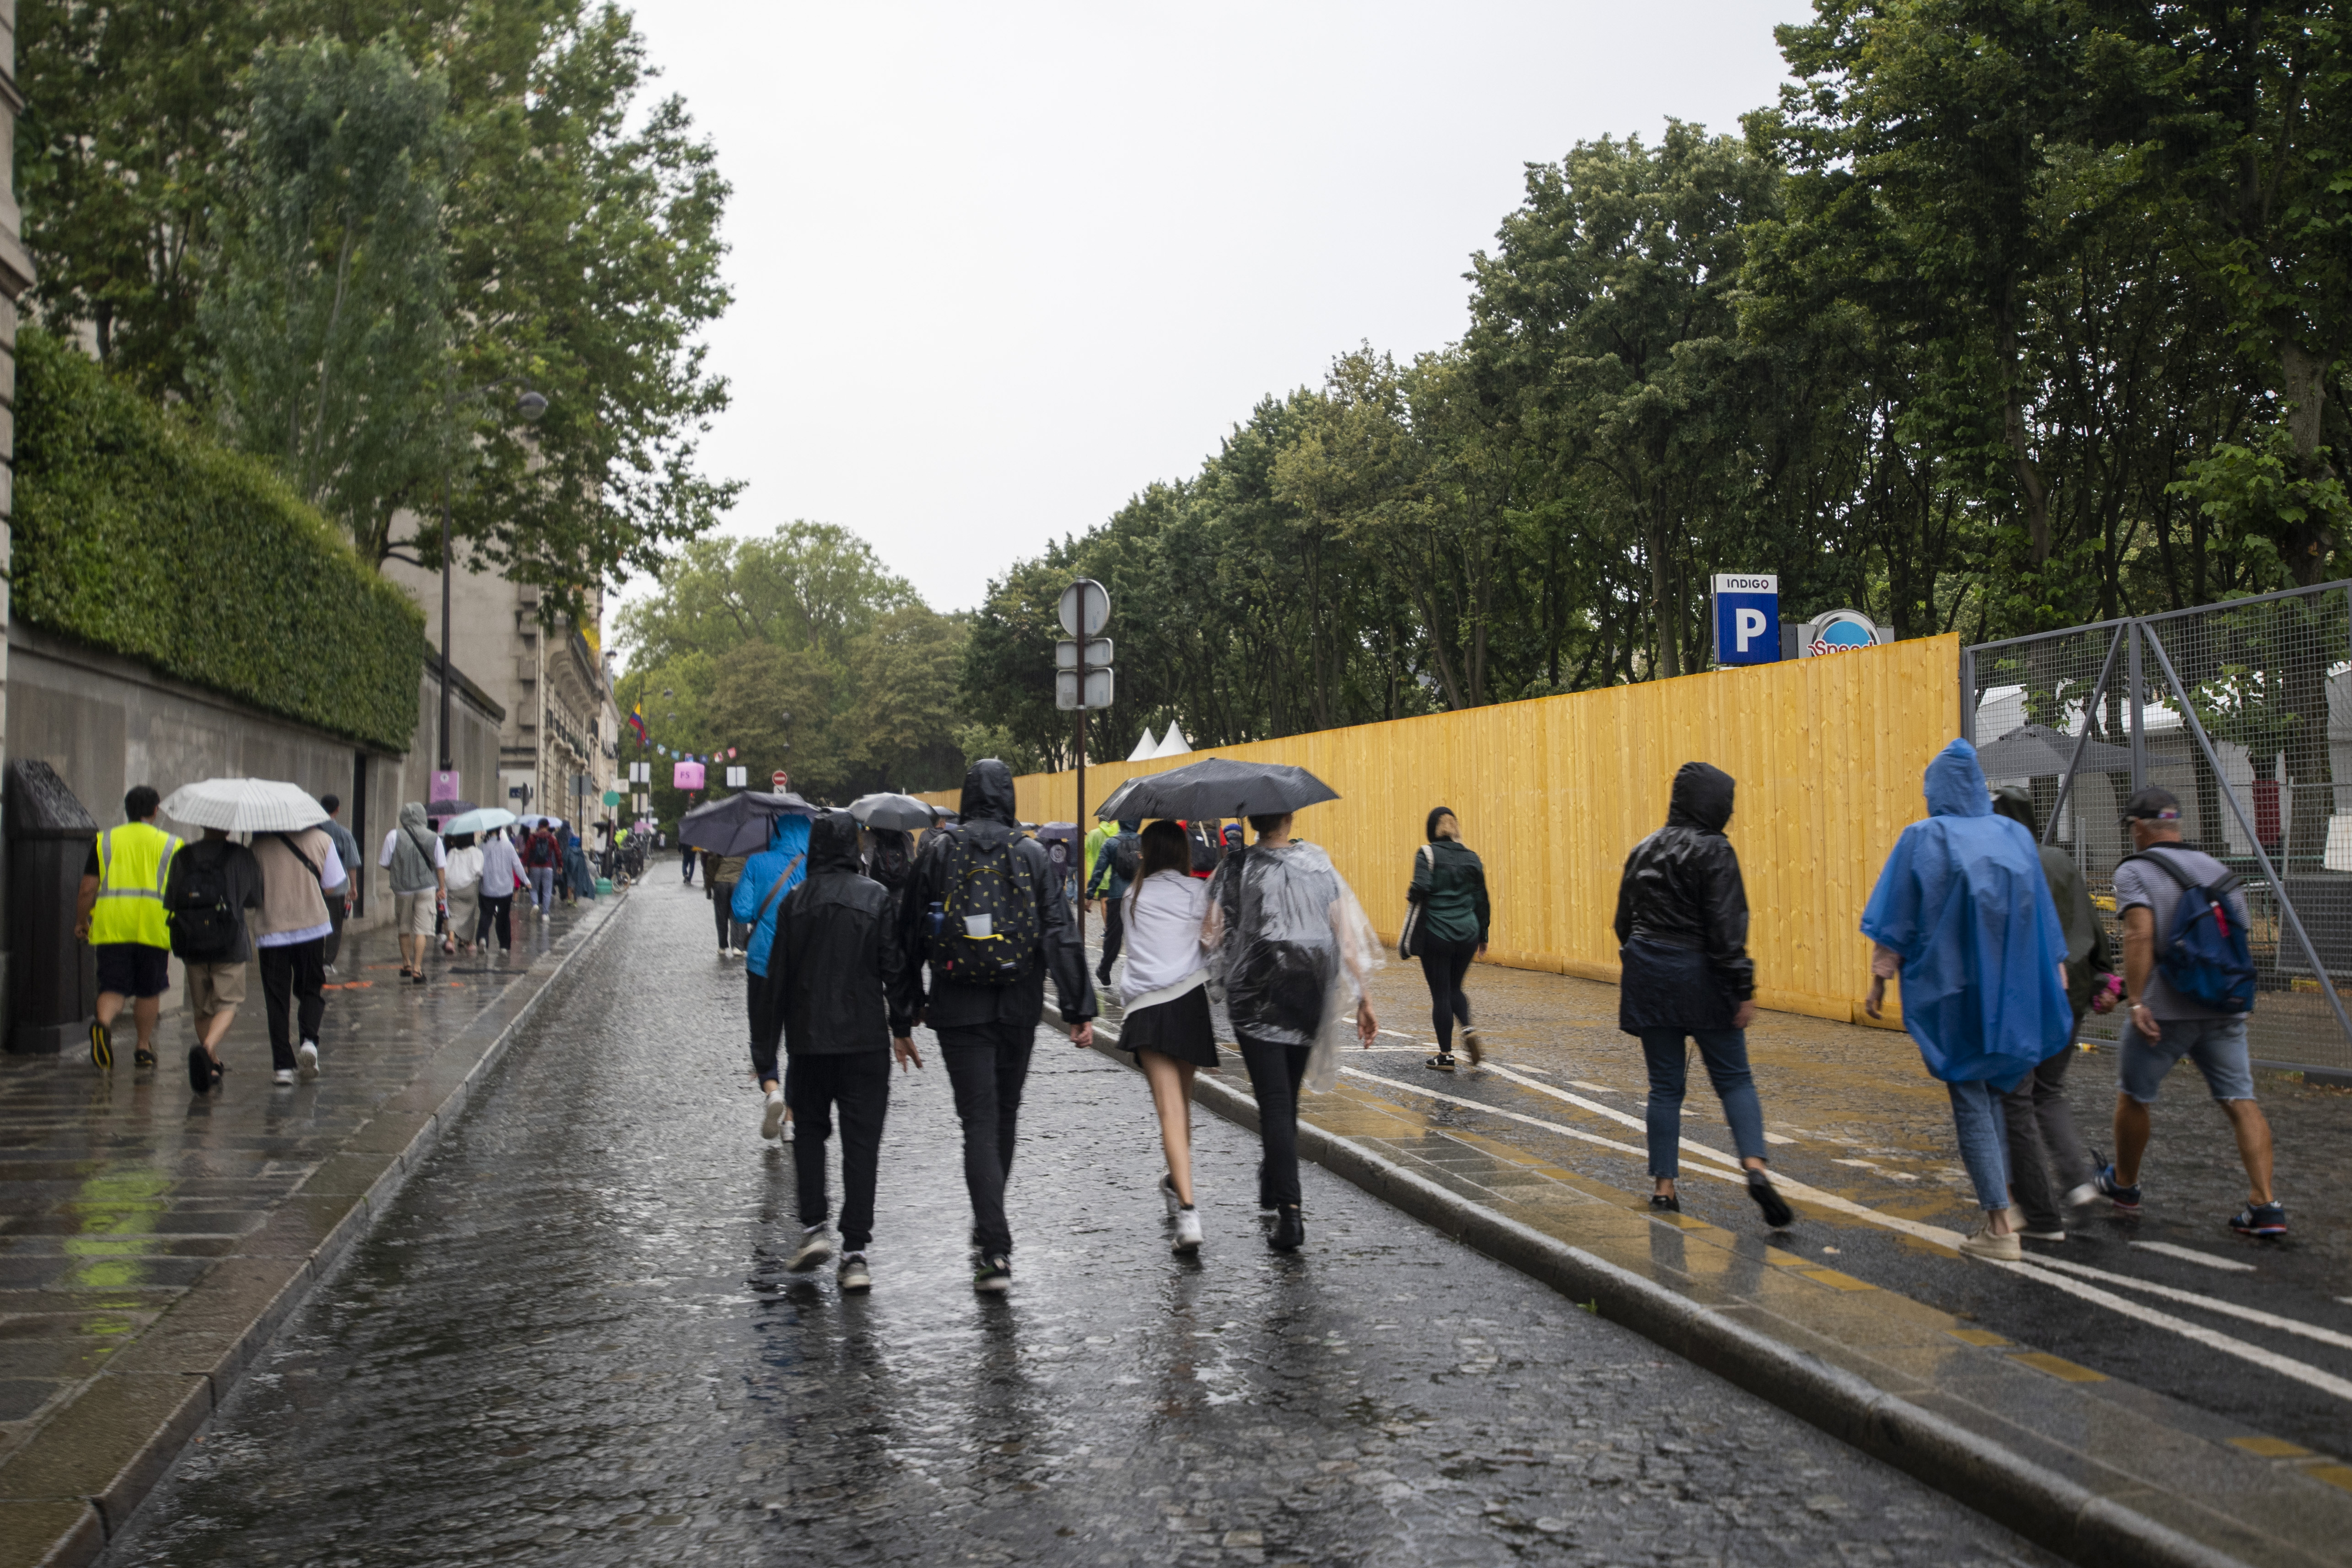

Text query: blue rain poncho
(1860, 739), (2072, 1084)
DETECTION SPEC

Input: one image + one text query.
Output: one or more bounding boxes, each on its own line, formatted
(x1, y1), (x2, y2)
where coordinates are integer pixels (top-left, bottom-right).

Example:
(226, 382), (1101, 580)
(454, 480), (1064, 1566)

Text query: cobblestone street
(100, 882), (2053, 1567)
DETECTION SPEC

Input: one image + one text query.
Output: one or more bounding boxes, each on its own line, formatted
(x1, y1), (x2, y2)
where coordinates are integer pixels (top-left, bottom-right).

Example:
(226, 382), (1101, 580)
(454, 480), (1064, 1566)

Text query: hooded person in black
(756, 811), (916, 1289)
(1612, 762), (1792, 1228)
(893, 760), (1097, 1291)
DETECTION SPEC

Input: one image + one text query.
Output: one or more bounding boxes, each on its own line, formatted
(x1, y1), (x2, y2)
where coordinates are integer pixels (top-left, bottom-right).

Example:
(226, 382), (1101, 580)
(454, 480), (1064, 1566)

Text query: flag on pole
(629, 705), (649, 744)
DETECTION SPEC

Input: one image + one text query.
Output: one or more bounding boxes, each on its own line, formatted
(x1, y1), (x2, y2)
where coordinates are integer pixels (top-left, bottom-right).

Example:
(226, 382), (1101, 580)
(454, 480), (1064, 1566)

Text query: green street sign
(602, 790), (622, 807)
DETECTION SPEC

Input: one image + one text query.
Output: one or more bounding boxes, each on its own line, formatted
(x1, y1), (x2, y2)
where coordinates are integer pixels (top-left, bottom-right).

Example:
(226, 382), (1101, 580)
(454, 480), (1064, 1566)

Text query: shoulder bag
(1397, 843), (1433, 961)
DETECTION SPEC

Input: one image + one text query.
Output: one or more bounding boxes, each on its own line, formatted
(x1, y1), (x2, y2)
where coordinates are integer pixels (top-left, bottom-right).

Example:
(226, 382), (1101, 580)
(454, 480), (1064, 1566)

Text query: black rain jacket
(758, 813), (904, 1057)
(891, 760), (1097, 1034)
(1612, 762), (1755, 1032)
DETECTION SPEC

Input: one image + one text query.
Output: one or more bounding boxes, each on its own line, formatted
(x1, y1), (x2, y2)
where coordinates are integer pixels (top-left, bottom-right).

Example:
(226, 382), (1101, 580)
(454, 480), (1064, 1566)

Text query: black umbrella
(1094, 758), (1339, 821)
(426, 796), (476, 827)
(846, 792), (937, 831)
(680, 790), (818, 856)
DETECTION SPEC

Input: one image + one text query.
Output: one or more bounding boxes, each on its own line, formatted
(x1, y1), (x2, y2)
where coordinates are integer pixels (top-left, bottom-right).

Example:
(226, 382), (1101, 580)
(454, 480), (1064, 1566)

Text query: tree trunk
(2277, 336), (2339, 587)
(1647, 521), (1679, 680)
(1994, 290), (2053, 564)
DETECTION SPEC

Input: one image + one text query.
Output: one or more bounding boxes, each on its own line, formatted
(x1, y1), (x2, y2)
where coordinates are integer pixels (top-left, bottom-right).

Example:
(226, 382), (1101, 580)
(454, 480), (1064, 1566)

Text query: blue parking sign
(1712, 574), (1780, 666)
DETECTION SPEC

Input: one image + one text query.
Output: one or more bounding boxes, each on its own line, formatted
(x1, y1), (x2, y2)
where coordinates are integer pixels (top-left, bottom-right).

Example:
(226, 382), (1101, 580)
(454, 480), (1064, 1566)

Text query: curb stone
(1068, 1019), (2251, 1568)
(1, 895), (631, 1568)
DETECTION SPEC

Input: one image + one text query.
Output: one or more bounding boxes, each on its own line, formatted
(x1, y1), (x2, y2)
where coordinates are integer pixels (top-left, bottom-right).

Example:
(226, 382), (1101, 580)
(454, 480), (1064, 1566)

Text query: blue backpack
(2122, 848), (2256, 1014)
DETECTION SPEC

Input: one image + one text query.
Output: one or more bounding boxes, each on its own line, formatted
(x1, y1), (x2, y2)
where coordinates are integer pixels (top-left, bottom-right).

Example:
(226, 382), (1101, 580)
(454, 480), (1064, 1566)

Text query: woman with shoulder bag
(1107, 821), (1218, 1254)
(442, 832), (483, 956)
(1407, 807), (1491, 1071)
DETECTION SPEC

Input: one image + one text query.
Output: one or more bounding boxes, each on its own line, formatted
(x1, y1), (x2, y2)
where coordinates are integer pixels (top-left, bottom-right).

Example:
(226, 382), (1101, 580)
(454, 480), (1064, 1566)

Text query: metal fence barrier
(1963, 581), (2352, 1078)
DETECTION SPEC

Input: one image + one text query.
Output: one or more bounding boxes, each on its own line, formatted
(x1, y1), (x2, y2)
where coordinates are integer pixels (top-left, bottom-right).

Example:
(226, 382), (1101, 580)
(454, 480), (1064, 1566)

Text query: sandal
(90, 1019), (113, 1069)
(134, 1048), (156, 1069)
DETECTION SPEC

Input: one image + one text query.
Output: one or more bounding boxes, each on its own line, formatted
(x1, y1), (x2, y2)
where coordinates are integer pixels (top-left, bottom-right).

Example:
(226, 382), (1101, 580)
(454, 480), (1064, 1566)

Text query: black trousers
(1238, 1035), (1313, 1211)
(747, 971), (781, 1085)
(938, 1021), (1037, 1256)
(711, 880), (740, 949)
(258, 938), (326, 1071)
(323, 895), (348, 967)
(1419, 937), (1476, 1051)
(475, 894), (513, 952)
(1097, 896), (1126, 979)
(789, 1051), (892, 1251)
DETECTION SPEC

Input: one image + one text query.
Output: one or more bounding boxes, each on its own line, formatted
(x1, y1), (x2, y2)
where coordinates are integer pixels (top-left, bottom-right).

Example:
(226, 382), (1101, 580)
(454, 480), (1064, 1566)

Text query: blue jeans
(1637, 1028), (1768, 1180)
(1946, 1079), (2012, 1212)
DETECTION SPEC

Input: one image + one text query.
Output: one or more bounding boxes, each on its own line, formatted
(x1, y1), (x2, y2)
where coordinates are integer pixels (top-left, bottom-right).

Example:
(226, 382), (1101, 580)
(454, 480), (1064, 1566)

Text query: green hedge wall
(14, 328), (425, 753)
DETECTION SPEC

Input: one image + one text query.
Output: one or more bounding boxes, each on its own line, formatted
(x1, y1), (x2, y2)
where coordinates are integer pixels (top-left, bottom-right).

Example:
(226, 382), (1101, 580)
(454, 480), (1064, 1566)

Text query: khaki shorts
(394, 890), (438, 935)
(185, 961), (248, 1018)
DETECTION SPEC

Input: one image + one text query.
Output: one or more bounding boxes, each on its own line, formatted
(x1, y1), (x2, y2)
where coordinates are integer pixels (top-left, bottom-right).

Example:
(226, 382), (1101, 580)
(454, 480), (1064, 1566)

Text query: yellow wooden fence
(922, 634), (1960, 1025)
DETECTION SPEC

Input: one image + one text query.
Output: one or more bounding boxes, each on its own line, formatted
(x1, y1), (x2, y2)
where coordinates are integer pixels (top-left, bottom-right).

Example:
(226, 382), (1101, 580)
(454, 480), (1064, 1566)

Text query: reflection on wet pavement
(103, 884), (2051, 1567)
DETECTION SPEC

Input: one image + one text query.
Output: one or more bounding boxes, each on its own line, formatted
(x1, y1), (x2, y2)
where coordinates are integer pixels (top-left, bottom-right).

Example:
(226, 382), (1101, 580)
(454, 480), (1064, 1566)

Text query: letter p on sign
(1711, 574), (1782, 667)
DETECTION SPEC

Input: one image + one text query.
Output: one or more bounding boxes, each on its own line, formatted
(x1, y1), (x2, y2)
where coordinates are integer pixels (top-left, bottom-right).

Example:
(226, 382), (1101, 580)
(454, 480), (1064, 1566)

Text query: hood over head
(807, 811), (864, 874)
(1665, 763), (1734, 834)
(960, 759), (1017, 825)
(1925, 738), (1993, 818)
(1426, 805), (1457, 842)
(399, 802), (428, 834)
(1118, 818), (1139, 833)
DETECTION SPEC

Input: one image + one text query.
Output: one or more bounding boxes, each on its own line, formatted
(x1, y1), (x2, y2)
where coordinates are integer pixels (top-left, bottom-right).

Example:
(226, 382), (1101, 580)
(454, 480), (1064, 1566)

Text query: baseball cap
(2119, 785), (2182, 824)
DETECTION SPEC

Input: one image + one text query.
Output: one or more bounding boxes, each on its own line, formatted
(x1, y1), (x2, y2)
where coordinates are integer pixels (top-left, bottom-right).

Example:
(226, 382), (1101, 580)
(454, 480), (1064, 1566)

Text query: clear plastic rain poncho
(1205, 840), (1383, 1093)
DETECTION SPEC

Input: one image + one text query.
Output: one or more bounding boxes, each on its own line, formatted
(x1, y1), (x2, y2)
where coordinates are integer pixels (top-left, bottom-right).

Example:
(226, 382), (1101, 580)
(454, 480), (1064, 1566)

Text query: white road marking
(1997, 1260), (2352, 1404)
(2129, 1241), (2256, 1273)
(1569, 1080), (1616, 1093)
(1763, 1132), (1798, 1145)
(1478, 1059), (1748, 1170)
(2023, 1255), (2352, 1353)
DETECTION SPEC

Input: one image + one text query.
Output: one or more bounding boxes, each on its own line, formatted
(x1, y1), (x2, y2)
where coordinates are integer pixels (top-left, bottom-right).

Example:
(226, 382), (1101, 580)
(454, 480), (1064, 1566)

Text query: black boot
(1268, 1206), (1305, 1253)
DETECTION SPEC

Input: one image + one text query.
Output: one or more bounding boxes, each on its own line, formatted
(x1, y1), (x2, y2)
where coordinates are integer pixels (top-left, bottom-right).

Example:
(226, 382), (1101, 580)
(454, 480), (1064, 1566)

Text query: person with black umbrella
(893, 759), (1097, 1293)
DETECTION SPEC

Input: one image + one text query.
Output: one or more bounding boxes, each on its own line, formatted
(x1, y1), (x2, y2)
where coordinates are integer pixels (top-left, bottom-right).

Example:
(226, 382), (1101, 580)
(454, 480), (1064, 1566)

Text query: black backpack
(1107, 831), (1140, 882)
(868, 829), (916, 891)
(933, 827), (1040, 985)
(166, 847), (242, 961)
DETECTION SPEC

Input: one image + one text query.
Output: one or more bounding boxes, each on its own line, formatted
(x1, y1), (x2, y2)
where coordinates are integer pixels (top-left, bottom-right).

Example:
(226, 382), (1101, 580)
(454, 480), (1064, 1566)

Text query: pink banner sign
(432, 769), (461, 801)
(672, 761), (706, 791)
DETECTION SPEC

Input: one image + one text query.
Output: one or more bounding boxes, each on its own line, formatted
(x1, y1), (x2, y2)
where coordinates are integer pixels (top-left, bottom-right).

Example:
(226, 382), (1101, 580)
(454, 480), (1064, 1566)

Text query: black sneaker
(2090, 1154), (2142, 1213)
(1746, 1171), (1795, 1229)
(90, 1019), (113, 1069)
(1268, 1207), (1305, 1252)
(1425, 1054), (1456, 1072)
(1649, 1192), (1681, 1214)
(2229, 1201), (2287, 1238)
(186, 1044), (212, 1094)
(973, 1254), (1011, 1293)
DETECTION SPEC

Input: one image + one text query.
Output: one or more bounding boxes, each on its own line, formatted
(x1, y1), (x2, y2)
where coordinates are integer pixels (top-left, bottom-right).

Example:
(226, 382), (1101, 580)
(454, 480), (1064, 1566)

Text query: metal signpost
(1056, 579), (1112, 940)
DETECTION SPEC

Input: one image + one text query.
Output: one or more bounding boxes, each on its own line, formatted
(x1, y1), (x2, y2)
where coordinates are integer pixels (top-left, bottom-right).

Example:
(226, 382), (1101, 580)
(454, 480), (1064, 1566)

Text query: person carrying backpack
(250, 821), (346, 1086)
(1863, 740), (2074, 1262)
(893, 759), (1097, 1293)
(1084, 818), (1141, 987)
(162, 826), (263, 1092)
(2094, 787), (2282, 1237)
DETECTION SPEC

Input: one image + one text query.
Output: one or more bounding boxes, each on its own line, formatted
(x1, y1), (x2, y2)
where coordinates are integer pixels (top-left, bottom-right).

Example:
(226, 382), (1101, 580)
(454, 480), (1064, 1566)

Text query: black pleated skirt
(1119, 984), (1220, 1069)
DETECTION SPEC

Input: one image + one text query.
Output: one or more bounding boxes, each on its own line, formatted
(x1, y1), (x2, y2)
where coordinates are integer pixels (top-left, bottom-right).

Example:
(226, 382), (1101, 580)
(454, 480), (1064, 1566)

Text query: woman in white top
(442, 832), (486, 955)
(1108, 820), (1217, 1253)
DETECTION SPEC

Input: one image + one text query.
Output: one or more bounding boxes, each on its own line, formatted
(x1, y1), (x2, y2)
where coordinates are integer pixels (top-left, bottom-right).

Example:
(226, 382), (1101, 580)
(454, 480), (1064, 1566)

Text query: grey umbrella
(1093, 757), (1339, 821)
(846, 793), (938, 831)
(680, 790), (819, 857)
(1977, 722), (2183, 777)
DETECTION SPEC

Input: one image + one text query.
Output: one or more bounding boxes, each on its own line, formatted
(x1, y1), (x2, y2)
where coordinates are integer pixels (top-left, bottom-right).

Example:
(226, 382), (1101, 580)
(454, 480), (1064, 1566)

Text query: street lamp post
(438, 385), (550, 780)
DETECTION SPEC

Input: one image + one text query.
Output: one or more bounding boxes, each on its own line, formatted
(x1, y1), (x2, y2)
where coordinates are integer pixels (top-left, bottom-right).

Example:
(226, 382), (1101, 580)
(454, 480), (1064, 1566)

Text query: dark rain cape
(1860, 739), (2072, 1084)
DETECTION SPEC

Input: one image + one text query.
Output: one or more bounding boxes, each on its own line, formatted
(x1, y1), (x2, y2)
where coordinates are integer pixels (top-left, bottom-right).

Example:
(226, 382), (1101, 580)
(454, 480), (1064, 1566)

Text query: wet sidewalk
(0, 892), (624, 1568)
(1079, 939), (2352, 1567)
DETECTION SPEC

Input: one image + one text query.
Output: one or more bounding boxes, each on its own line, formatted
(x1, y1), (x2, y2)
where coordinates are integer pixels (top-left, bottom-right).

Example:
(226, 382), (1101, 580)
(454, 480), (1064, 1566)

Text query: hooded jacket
(731, 811), (814, 977)
(1409, 807), (1489, 947)
(1862, 740), (2072, 1082)
(754, 813), (905, 1057)
(1612, 763), (1753, 1032)
(893, 760), (1096, 1033)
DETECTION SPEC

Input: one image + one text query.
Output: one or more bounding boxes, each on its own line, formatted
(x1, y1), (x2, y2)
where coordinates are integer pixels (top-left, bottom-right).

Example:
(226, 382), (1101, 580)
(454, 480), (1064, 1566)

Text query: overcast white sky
(619, 1), (1809, 617)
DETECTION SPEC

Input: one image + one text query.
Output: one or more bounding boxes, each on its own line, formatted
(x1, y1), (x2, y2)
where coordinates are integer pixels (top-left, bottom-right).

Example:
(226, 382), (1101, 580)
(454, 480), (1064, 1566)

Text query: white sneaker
(1172, 1207), (1203, 1254)
(760, 1088), (786, 1141)
(781, 1117), (795, 1144)
(272, 1068), (296, 1087)
(2063, 1181), (2099, 1209)
(1957, 1218), (2023, 1262)
(1158, 1172), (1182, 1219)
(296, 1040), (319, 1081)
(789, 1225), (833, 1272)
(838, 1253), (871, 1292)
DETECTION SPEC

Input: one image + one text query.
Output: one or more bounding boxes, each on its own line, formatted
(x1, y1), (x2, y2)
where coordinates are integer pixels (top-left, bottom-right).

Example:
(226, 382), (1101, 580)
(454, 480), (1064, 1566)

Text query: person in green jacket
(1411, 806), (1491, 1070)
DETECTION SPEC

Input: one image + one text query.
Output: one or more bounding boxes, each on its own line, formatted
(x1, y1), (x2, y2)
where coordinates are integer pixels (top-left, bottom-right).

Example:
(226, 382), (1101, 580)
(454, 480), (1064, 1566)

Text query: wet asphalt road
(102, 881), (2054, 1567)
(1311, 946), (2352, 1457)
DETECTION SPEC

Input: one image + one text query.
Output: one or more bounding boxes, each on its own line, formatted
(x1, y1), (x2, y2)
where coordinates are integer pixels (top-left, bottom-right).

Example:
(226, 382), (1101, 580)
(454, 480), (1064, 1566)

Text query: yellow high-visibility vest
(90, 822), (183, 948)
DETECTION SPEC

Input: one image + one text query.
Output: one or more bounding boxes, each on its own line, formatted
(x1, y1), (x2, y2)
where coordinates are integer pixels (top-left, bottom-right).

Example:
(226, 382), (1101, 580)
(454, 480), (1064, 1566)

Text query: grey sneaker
(973, 1254), (1011, 1293)
(1957, 1218), (2023, 1262)
(760, 1088), (786, 1141)
(838, 1253), (871, 1292)
(788, 1225), (834, 1272)
(296, 1040), (320, 1081)
(1172, 1207), (1203, 1254)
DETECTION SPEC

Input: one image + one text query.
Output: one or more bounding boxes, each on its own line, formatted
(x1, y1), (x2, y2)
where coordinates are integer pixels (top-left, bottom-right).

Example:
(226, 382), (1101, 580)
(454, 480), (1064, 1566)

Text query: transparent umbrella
(159, 778), (329, 834)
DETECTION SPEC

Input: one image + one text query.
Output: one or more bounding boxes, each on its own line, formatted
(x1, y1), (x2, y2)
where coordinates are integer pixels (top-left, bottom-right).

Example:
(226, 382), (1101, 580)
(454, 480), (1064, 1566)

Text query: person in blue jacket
(733, 810), (814, 1143)
(1863, 738), (2072, 1263)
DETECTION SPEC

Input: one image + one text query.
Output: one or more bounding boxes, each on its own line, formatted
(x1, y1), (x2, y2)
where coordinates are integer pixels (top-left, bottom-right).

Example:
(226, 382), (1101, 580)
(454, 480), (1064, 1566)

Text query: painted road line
(2131, 1241), (2257, 1273)
(1568, 1080), (1616, 1092)
(1338, 1066), (1973, 1252)
(2022, 1255), (2352, 1353)
(1998, 1259), (2352, 1405)
(1478, 1058), (1749, 1170)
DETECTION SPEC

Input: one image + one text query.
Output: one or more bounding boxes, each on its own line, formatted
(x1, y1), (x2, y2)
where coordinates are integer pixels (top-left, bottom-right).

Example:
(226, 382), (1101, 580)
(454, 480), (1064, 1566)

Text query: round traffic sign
(1058, 579), (1110, 637)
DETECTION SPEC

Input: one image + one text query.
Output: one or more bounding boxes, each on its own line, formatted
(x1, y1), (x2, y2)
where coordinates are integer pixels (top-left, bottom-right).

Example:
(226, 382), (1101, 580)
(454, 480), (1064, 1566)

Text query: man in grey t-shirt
(2094, 787), (2283, 1238)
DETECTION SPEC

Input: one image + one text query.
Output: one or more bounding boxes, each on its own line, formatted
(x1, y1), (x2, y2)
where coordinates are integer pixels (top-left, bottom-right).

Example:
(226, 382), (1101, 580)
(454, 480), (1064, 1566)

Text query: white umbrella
(160, 778), (329, 834)
(440, 806), (519, 837)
